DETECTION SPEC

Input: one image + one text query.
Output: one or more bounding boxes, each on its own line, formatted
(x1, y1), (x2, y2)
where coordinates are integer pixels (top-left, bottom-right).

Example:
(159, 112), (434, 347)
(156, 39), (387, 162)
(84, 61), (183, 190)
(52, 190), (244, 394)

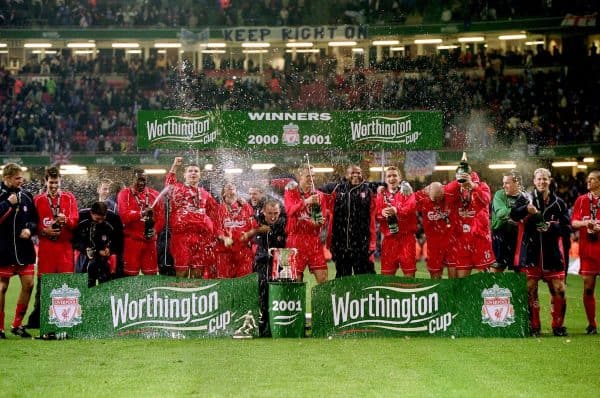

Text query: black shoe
(11, 326), (32, 338)
(552, 326), (568, 337)
(25, 319), (40, 329)
(0, 330), (5, 339)
(586, 325), (598, 335)
(530, 328), (541, 337)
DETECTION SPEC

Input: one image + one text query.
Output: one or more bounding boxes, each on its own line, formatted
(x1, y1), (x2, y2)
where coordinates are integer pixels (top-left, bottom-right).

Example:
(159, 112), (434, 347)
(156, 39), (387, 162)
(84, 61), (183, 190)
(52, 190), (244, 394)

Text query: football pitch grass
(2, 263), (599, 397)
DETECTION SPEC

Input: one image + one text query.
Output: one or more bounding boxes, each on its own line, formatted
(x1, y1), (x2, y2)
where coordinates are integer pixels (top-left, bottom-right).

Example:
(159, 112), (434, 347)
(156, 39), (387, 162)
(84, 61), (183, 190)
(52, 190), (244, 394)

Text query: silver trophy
(268, 248), (298, 281)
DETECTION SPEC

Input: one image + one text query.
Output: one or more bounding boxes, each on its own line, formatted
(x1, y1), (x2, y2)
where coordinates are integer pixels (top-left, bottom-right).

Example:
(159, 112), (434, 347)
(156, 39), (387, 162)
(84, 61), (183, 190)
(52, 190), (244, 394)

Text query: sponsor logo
(223, 218), (249, 228)
(282, 123), (300, 146)
(481, 284), (515, 327)
(95, 157), (115, 165)
(1, 157), (23, 164)
(146, 114), (217, 144)
(458, 208), (476, 218)
(426, 210), (450, 222)
(350, 115), (421, 145)
(577, 146), (592, 154)
(331, 284), (456, 334)
(48, 284), (82, 328)
(110, 283), (232, 334)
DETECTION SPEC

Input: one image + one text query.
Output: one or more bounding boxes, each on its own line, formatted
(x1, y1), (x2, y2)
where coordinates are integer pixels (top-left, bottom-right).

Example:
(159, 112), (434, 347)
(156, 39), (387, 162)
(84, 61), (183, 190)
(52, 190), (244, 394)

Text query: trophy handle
(268, 248), (276, 257)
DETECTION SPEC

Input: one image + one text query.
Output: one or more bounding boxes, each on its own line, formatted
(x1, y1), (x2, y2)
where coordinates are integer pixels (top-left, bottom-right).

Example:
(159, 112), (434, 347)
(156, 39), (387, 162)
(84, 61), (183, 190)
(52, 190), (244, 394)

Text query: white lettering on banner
(247, 112), (331, 121)
(208, 312), (231, 332)
(146, 115), (216, 144)
(110, 285), (220, 331)
(222, 25), (367, 42)
(350, 116), (421, 144)
(330, 285), (456, 334)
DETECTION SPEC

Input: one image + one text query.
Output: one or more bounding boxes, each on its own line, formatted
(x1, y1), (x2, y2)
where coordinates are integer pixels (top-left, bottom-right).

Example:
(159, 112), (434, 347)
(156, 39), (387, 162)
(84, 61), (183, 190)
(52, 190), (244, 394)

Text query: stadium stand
(1, 46), (599, 154)
(0, 0), (596, 28)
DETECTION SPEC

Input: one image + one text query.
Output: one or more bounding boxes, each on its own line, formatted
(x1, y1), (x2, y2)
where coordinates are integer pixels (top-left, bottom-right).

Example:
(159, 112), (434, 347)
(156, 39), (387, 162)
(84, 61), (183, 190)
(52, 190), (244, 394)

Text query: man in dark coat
(72, 201), (123, 287)
(518, 168), (571, 337)
(321, 165), (381, 278)
(0, 163), (37, 338)
(245, 199), (286, 337)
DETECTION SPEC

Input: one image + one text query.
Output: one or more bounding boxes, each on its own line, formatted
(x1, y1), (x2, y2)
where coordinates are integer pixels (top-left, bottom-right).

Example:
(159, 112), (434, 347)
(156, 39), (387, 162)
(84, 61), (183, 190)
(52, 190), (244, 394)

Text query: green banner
(0, 155), (51, 166)
(137, 110), (443, 151)
(537, 144), (600, 158)
(41, 274), (259, 339)
(311, 273), (528, 338)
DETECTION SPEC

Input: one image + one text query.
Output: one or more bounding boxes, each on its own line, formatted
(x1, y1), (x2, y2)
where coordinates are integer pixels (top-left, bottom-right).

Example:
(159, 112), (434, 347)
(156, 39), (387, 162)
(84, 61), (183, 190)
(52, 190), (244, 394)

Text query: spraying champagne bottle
(456, 152), (472, 183)
(303, 153), (324, 224)
(383, 192), (399, 234)
(310, 193), (324, 224)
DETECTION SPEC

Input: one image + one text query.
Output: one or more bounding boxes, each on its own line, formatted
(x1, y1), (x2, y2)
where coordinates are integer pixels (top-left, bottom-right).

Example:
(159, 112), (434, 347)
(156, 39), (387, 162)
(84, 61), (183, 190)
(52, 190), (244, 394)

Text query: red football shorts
(381, 233), (416, 276)
(0, 264), (35, 278)
(123, 237), (158, 276)
(286, 234), (327, 277)
(170, 232), (215, 272)
(37, 241), (74, 275)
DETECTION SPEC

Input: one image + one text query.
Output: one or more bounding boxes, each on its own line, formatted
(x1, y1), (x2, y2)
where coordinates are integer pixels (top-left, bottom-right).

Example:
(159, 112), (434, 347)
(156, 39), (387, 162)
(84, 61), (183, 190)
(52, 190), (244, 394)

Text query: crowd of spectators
(1, 42), (598, 155)
(1, 0), (595, 28)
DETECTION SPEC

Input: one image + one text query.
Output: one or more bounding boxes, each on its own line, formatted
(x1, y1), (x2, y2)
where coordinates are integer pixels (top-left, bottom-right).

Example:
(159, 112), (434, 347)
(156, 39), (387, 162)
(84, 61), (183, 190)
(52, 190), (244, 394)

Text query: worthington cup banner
(137, 110), (443, 151)
(41, 274), (259, 339)
(40, 272), (526, 339)
(311, 273), (528, 338)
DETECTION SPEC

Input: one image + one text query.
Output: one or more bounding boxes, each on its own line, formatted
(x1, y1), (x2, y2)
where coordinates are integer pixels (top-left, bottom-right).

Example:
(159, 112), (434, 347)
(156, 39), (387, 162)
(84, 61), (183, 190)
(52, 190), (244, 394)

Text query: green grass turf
(1, 262), (599, 397)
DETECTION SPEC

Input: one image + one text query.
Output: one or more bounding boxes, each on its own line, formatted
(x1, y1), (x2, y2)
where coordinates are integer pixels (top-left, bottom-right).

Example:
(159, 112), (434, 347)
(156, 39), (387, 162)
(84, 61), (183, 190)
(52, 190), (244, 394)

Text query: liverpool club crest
(282, 123), (300, 146)
(481, 284), (515, 327)
(48, 284), (83, 327)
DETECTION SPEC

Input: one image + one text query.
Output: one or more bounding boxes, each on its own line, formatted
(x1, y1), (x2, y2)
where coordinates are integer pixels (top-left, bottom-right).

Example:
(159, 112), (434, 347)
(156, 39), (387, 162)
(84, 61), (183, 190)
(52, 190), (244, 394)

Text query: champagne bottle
(532, 211), (547, 231)
(143, 208), (155, 239)
(383, 192), (399, 234)
(309, 193), (324, 224)
(456, 152), (472, 183)
(588, 221), (598, 242)
(528, 192), (548, 231)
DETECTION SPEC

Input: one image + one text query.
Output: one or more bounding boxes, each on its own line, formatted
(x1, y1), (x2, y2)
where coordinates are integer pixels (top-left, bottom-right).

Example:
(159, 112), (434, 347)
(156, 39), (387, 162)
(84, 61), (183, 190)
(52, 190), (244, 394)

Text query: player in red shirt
(166, 157), (218, 279)
(375, 166), (417, 277)
(444, 170), (495, 278)
(117, 169), (166, 276)
(214, 182), (256, 278)
(571, 170), (600, 334)
(284, 165), (329, 284)
(26, 166), (79, 328)
(35, 166), (79, 274)
(414, 182), (458, 279)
